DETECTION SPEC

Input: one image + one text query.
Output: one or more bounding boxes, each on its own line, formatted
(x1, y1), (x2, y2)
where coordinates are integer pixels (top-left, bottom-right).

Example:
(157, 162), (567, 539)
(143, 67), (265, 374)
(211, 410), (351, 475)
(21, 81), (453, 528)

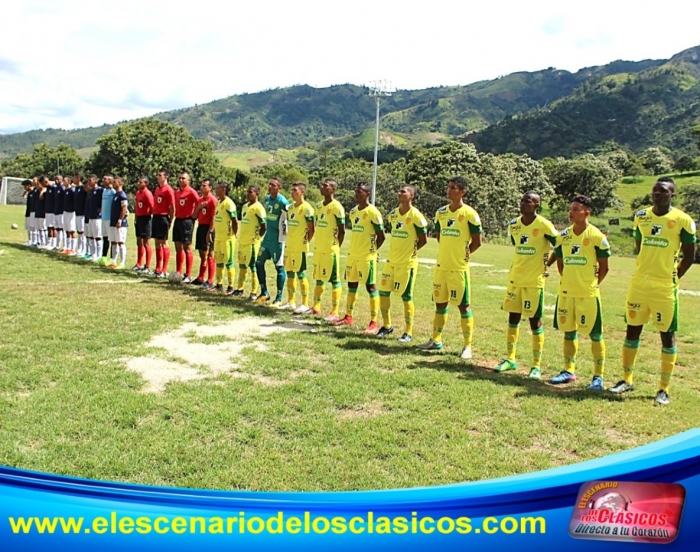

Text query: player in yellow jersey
(495, 192), (557, 379)
(281, 183), (315, 312)
(210, 181), (238, 295)
(551, 195), (610, 389)
(376, 185), (428, 342)
(305, 178), (346, 322)
(609, 177), (696, 405)
(234, 185), (266, 299)
(333, 183), (385, 334)
(416, 176), (482, 359)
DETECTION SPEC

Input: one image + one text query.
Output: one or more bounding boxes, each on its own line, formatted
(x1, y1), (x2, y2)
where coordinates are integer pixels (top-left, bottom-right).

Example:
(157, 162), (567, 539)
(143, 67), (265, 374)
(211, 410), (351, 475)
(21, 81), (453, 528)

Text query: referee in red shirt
(133, 176), (154, 273)
(153, 169), (176, 278)
(174, 172), (200, 283)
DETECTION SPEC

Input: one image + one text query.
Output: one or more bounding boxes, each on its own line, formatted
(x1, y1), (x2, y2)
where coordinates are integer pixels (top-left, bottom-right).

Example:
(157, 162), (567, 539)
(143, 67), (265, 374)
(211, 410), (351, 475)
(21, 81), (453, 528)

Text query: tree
(639, 147), (673, 176)
(674, 155), (698, 173)
(680, 183), (700, 221)
(88, 118), (229, 193)
(546, 154), (622, 216)
(1, 143), (85, 178)
(693, 125), (700, 153)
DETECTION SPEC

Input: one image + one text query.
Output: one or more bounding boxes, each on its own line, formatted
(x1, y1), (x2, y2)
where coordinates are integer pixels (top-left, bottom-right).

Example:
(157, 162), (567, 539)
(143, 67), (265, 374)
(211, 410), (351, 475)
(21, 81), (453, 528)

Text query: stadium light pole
(368, 81), (393, 206)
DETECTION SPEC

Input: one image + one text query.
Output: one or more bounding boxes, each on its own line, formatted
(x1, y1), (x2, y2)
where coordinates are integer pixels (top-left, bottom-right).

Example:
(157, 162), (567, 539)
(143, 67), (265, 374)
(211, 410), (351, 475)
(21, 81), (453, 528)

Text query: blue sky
(0, 0), (698, 134)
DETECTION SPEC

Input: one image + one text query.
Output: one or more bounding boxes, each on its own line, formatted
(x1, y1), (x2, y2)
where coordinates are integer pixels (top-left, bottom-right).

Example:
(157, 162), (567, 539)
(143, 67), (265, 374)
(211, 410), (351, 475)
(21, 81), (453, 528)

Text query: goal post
(0, 176), (29, 206)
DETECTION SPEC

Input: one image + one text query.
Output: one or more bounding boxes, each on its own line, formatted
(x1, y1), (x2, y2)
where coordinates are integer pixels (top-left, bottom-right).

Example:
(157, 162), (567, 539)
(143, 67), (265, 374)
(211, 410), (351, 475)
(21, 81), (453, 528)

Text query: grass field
(1, 204), (699, 492)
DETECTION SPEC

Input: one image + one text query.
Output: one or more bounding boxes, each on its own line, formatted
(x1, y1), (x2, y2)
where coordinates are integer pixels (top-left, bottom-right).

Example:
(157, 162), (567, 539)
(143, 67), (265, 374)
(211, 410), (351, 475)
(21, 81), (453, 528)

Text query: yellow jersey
(632, 206), (696, 285)
(286, 200), (315, 253)
(434, 204), (482, 271)
(555, 224), (610, 298)
(239, 200), (266, 246)
(348, 204), (384, 261)
(213, 197), (237, 240)
(507, 214), (558, 288)
(314, 199), (345, 255)
(386, 205), (428, 268)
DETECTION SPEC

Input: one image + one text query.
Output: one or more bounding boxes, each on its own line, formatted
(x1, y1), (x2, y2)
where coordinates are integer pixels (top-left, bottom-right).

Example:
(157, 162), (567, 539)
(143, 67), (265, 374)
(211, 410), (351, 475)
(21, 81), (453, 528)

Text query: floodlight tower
(368, 81), (394, 206)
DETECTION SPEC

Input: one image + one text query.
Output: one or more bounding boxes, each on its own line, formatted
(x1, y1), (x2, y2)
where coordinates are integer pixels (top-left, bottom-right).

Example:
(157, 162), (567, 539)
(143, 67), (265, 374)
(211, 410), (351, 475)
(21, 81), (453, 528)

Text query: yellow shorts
(284, 251), (307, 273)
(313, 252), (339, 282)
(214, 239), (235, 268)
(379, 263), (416, 300)
(345, 258), (376, 286)
(238, 243), (260, 269)
(432, 269), (470, 306)
(555, 295), (603, 334)
(502, 285), (544, 318)
(626, 279), (678, 332)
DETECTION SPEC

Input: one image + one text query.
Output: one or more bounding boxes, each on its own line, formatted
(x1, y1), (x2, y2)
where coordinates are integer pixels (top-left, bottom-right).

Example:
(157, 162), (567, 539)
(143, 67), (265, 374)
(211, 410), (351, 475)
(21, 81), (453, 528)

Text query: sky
(0, 0), (698, 134)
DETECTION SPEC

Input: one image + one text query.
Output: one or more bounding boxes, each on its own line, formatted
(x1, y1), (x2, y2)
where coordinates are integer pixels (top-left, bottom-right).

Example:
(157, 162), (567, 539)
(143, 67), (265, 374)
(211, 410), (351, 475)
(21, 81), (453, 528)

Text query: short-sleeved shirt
(134, 188), (154, 217)
(313, 199), (345, 255)
(87, 186), (103, 220)
(110, 190), (129, 227)
(287, 200), (315, 253)
(507, 214), (558, 288)
(632, 207), (697, 285)
(28, 188), (39, 214)
(385, 205), (428, 268)
(63, 186), (77, 213)
(262, 194), (290, 246)
(153, 183), (175, 216)
(54, 185), (65, 215)
(555, 224), (611, 298)
(36, 190), (46, 218)
(75, 186), (87, 217)
(213, 197), (237, 240)
(101, 187), (115, 219)
(44, 184), (56, 214)
(25, 189), (34, 216)
(434, 204), (482, 270)
(175, 186), (200, 219)
(239, 201), (266, 246)
(348, 204), (384, 261)
(197, 194), (218, 225)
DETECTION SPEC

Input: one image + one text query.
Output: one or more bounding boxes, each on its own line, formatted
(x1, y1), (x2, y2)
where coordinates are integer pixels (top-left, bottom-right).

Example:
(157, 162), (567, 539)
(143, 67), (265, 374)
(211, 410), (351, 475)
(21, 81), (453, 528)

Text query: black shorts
(173, 218), (194, 245)
(135, 215), (152, 239)
(152, 215), (171, 241)
(195, 224), (212, 251)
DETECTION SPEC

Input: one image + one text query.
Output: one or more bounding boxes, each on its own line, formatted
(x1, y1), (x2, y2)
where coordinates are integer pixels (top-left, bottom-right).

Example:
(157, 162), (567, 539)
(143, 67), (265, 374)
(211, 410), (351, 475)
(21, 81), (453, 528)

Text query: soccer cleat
(106, 261), (117, 268)
(609, 380), (634, 394)
(416, 339), (444, 351)
(117, 263), (126, 270)
(303, 307), (321, 316)
(293, 304), (310, 315)
(494, 359), (517, 373)
(248, 293), (259, 301)
(459, 346), (473, 360)
(141, 270), (153, 276)
(528, 367), (542, 380)
(254, 294), (270, 304)
(588, 375), (604, 391)
(97, 257), (108, 265)
(655, 390), (670, 406)
(272, 300), (288, 308)
(364, 321), (380, 335)
(232, 289), (244, 296)
(323, 313), (340, 323)
(200, 282), (212, 290)
(376, 326), (394, 338)
(212, 284), (223, 293)
(224, 286), (234, 296)
(190, 278), (204, 286)
(332, 315), (354, 327)
(550, 370), (577, 384)
(132, 265), (143, 271)
(182, 276), (192, 284)
(398, 333), (413, 343)
(157, 272), (167, 279)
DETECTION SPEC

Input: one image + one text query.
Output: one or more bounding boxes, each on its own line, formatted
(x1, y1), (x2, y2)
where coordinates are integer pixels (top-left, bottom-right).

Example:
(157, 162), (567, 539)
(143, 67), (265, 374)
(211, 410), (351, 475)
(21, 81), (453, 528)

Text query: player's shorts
(24, 216), (31, 231)
(110, 226), (127, 243)
(46, 213), (55, 228)
(173, 218), (194, 245)
(345, 257), (376, 286)
(87, 219), (102, 239)
(29, 213), (36, 230)
(313, 252), (340, 283)
(379, 263), (416, 300)
(554, 295), (603, 334)
(101, 219), (111, 239)
(284, 251), (307, 273)
(55, 213), (63, 229)
(35, 217), (47, 232)
(195, 224), (211, 251)
(502, 285), (544, 318)
(152, 215), (170, 241)
(238, 243), (260, 268)
(214, 239), (235, 268)
(257, 242), (284, 267)
(76, 216), (85, 234)
(432, 268), (470, 306)
(63, 212), (76, 233)
(135, 216), (152, 240)
(626, 279), (678, 333)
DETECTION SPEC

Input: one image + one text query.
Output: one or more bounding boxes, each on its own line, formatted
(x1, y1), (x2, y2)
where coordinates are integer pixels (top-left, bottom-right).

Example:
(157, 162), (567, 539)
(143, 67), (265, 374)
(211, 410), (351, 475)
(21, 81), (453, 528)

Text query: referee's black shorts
(195, 223), (212, 251)
(135, 215), (152, 239)
(173, 218), (194, 245)
(152, 215), (170, 240)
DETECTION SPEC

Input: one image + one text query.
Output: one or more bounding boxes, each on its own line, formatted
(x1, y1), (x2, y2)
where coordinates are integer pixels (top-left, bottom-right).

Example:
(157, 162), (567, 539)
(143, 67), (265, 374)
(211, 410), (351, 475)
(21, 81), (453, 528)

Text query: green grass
(1, 205), (700, 491)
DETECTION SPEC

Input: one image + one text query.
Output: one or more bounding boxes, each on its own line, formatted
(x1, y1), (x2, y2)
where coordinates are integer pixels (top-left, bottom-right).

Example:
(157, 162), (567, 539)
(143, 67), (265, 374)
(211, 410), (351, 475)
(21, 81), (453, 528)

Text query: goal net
(0, 176), (29, 206)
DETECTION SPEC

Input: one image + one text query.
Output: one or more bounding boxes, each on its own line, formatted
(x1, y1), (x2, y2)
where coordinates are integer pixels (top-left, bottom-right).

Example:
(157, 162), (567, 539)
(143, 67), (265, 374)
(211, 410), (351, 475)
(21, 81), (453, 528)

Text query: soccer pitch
(1, 204), (699, 491)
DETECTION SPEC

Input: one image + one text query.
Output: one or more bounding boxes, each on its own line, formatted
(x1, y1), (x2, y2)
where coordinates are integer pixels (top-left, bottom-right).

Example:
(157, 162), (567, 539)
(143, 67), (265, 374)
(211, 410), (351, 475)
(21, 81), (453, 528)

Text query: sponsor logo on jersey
(446, 219), (456, 227)
(571, 244), (581, 255)
(520, 235), (529, 245)
(565, 257), (588, 265)
(441, 228), (461, 237)
(353, 225), (365, 233)
(395, 221), (404, 230)
(290, 212), (296, 219)
(288, 219), (301, 227)
(516, 246), (537, 255)
(651, 225), (662, 236)
(354, 216), (360, 225)
(643, 236), (669, 247)
(392, 230), (409, 239)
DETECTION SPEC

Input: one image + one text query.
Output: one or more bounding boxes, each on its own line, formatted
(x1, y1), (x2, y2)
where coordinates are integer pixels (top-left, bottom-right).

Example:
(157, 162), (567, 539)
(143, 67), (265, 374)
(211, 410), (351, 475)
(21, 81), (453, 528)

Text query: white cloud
(0, 0), (698, 133)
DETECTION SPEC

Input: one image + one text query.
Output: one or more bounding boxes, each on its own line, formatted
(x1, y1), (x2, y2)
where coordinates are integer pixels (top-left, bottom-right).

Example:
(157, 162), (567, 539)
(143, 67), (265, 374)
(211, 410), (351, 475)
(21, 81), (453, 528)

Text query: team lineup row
(18, 172), (697, 405)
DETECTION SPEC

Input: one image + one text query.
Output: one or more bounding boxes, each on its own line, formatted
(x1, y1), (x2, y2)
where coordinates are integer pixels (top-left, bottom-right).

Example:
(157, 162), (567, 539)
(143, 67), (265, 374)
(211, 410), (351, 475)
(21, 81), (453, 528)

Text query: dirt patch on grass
(337, 400), (387, 420)
(124, 317), (294, 393)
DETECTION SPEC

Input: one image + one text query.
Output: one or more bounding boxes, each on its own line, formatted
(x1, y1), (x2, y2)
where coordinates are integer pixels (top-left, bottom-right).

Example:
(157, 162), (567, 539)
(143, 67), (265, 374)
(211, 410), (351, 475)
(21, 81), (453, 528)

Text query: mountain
(468, 46), (700, 158)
